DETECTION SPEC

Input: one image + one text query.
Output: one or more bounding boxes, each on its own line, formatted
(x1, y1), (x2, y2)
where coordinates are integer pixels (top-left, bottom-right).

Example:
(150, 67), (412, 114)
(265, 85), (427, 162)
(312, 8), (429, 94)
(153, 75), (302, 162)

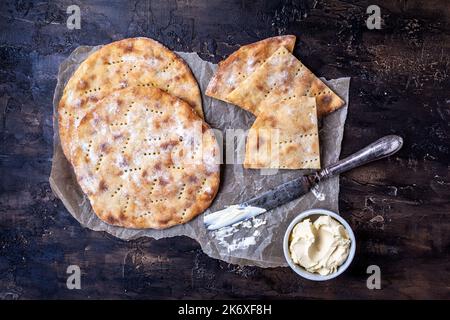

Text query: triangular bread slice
(205, 35), (296, 102)
(244, 96), (320, 169)
(227, 46), (344, 117)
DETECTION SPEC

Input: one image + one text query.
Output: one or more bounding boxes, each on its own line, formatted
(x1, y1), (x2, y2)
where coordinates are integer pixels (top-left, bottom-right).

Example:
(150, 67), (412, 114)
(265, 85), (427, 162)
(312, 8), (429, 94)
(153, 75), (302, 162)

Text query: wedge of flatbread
(205, 35), (296, 102)
(227, 46), (344, 117)
(71, 86), (220, 229)
(244, 96), (320, 169)
(59, 37), (202, 162)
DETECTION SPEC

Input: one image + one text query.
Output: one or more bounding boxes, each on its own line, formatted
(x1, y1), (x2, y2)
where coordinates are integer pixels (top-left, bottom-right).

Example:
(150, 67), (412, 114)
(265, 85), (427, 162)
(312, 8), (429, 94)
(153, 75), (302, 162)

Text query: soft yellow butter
(289, 215), (351, 276)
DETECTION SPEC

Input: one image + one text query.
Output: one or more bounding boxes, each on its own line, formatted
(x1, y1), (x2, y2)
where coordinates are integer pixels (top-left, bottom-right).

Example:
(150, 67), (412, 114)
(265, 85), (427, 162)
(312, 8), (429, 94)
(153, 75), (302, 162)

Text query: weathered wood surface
(0, 0), (449, 299)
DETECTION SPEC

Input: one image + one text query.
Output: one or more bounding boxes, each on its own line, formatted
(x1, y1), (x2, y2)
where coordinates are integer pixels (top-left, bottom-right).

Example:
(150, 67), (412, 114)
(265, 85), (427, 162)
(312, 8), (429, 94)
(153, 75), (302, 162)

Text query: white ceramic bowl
(283, 208), (356, 281)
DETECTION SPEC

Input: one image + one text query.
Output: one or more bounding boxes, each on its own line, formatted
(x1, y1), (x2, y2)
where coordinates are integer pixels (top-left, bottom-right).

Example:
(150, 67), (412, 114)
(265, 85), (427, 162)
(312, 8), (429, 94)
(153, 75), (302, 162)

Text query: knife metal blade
(204, 175), (314, 230)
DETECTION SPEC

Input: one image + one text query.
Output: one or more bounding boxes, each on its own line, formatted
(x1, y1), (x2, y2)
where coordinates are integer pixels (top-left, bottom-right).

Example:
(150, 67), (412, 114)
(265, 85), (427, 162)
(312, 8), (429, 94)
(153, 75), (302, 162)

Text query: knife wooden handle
(318, 135), (403, 180)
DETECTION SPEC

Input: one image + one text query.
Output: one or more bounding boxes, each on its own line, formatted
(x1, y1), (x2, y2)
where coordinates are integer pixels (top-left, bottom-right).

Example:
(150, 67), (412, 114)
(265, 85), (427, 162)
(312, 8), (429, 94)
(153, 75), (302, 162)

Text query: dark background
(0, 0), (449, 299)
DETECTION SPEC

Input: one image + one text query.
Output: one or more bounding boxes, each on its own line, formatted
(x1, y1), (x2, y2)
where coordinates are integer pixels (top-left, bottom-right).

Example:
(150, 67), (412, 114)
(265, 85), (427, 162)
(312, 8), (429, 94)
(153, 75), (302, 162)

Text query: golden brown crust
(226, 46), (344, 117)
(205, 35), (296, 102)
(58, 37), (203, 162)
(71, 86), (220, 229)
(244, 96), (320, 169)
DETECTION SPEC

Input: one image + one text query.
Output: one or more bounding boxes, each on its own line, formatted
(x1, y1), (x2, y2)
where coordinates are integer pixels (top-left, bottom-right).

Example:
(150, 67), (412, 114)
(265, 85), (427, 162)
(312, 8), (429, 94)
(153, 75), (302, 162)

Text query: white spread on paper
(212, 217), (267, 253)
(311, 184), (326, 201)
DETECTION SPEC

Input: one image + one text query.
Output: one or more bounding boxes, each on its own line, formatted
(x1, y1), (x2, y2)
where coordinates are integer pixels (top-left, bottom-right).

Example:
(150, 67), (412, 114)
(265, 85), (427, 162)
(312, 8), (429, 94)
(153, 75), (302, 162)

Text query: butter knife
(204, 135), (403, 230)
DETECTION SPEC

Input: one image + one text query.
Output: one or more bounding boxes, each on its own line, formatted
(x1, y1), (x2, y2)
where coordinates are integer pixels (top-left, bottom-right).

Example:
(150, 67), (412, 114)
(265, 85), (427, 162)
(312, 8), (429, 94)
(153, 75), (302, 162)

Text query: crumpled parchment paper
(50, 45), (350, 268)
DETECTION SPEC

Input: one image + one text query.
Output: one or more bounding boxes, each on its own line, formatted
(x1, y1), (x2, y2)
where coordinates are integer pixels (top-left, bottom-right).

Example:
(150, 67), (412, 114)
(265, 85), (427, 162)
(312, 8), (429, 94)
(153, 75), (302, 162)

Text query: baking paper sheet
(50, 45), (350, 267)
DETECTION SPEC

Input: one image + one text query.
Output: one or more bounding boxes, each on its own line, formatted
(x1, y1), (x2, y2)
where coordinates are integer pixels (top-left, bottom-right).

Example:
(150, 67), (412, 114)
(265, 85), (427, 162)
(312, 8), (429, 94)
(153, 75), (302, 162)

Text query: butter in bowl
(283, 209), (356, 281)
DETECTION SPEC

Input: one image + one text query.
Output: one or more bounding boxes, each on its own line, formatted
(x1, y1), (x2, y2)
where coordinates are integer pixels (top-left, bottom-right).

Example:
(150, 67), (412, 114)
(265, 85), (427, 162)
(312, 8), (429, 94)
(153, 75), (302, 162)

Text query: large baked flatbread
(205, 35), (296, 102)
(59, 37), (202, 162)
(227, 46), (344, 117)
(71, 86), (220, 229)
(244, 96), (320, 169)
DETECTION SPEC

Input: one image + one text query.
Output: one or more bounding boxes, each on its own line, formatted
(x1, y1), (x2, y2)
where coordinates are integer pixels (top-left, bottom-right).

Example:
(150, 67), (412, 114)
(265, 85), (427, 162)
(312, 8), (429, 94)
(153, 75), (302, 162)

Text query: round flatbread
(59, 37), (203, 162)
(71, 86), (220, 229)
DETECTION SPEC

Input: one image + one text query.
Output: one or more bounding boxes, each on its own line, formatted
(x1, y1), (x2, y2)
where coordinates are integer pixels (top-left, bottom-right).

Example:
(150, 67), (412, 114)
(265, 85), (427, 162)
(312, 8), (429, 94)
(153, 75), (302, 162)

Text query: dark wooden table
(0, 0), (449, 299)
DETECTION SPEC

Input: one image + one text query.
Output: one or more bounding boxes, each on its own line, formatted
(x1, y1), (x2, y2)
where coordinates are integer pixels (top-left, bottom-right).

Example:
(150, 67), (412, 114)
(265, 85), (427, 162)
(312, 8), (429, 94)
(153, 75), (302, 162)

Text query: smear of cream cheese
(212, 216), (267, 253)
(311, 184), (326, 201)
(204, 205), (266, 230)
(289, 215), (350, 275)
